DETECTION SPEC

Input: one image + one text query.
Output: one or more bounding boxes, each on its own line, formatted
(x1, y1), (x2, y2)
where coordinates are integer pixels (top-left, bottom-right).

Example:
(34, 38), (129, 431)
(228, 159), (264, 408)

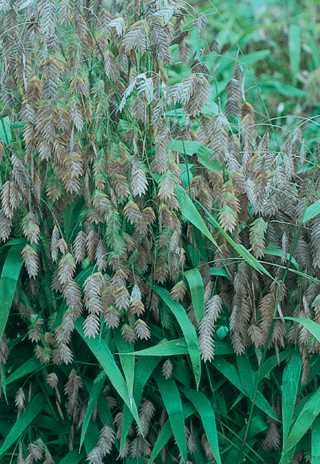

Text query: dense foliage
(0, 0), (320, 463)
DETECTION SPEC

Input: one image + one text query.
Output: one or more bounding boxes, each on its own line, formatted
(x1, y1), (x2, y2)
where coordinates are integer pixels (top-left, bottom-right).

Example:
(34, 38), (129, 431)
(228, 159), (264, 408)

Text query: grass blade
(58, 451), (83, 464)
(0, 392), (43, 457)
(182, 387), (221, 464)
(281, 351), (301, 452)
(289, 24), (301, 79)
(115, 333), (135, 405)
(0, 245), (23, 338)
(284, 388), (320, 456)
(156, 375), (187, 461)
(184, 268), (205, 322)
(124, 338), (188, 357)
(154, 286), (201, 388)
(75, 319), (141, 432)
(303, 200), (320, 224)
(80, 372), (106, 449)
(175, 184), (219, 249)
(120, 357), (159, 454)
(312, 417), (320, 464)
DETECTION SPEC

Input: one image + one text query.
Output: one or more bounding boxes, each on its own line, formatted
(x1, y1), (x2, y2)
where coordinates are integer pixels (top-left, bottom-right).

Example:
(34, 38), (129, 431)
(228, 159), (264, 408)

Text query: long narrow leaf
(182, 387), (221, 464)
(184, 268), (205, 322)
(0, 245), (23, 338)
(154, 286), (201, 388)
(80, 372), (106, 449)
(0, 392), (43, 457)
(281, 351), (301, 452)
(156, 375), (187, 461)
(75, 319), (141, 431)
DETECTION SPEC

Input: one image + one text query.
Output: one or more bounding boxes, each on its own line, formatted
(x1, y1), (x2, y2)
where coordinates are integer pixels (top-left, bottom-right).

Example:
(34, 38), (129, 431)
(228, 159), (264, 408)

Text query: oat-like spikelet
(0, 336), (9, 365)
(250, 217), (267, 258)
(1, 180), (20, 219)
(87, 425), (115, 463)
(83, 273), (104, 338)
(130, 284), (145, 316)
(170, 280), (187, 302)
(135, 319), (151, 340)
(112, 270), (130, 310)
(131, 158), (148, 197)
(263, 419), (280, 450)
(0, 209), (12, 242)
(22, 212), (40, 244)
(162, 359), (173, 379)
(58, 253), (76, 286)
(64, 369), (82, 419)
(121, 324), (136, 344)
(15, 387), (25, 412)
(73, 230), (87, 263)
(139, 399), (155, 436)
(22, 245), (39, 278)
(199, 295), (222, 361)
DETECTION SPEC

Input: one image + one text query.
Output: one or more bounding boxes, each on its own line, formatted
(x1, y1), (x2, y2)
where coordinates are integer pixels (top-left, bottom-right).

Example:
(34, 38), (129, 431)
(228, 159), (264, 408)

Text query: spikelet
(104, 305), (120, 329)
(58, 253), (76, 286)
(0, 209), (11, 242)
(15, 387), (26, 412)
(22, 245), (39, 279)
(123, 20), (148, 55)
(162, 359), (173, 379)
(112, 270), (130, 310)
(87, 425), (116, 463)
(199, 295), (222, 361)
(130, 284), (145, 316)
(83, 273), (104, 337)
(250, 217), (268, 258)
(131, 159), (148, 197)
(218, 181), (240, 233)
(121, 323), (136, 344)
(139, 400), (155, 436)
(226, 64), (242, 118)
(170, 280), (187, 302)
(0, 336), (9, 365)
(64, 369), (82, 419)
(73, 230), (87, 264)
(135, 319), (151, 340)
(1, 180), (20, 219)
(22, 212), (40, 244)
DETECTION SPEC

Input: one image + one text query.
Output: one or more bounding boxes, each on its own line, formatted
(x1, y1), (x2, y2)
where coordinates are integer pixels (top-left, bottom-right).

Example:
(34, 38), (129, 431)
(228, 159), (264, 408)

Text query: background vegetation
(1, 0), (320, 463)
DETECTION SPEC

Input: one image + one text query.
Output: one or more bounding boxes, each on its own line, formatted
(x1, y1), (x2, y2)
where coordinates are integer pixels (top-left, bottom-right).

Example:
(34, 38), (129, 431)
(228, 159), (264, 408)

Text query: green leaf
(154, 286), (201, 388)
(128, 338), (189, 356)
(75, 319), (141, 432)
(239, 50), (270, 65)
(0, 392), (43, 457)
(0, 117), (12, 145)
(285, 388), (320, 455)
(120, 358), (159, 454)
(176, 185), (219, 249)
(303, 200), (320, 224)
(0, 245), (24, 339)
(115, 333), (135, 405)
(6, 358), (42, 385)
(169, 139), (224, 172)
(156, 375), (187, 461)
(289, 24), (301, 78)
(213, 359), (277, 421)
(205, 208), (272, 279)
(80, 372), (106, 449)
(312, 417), (320, 464)
(284, 317), (320, 343)
(149, 404), (194, 464)
(182, 387), (221, 464)
(184, 268), (205, 322)
(58, 452), (83, 464)
(281, 351), (302, 452)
